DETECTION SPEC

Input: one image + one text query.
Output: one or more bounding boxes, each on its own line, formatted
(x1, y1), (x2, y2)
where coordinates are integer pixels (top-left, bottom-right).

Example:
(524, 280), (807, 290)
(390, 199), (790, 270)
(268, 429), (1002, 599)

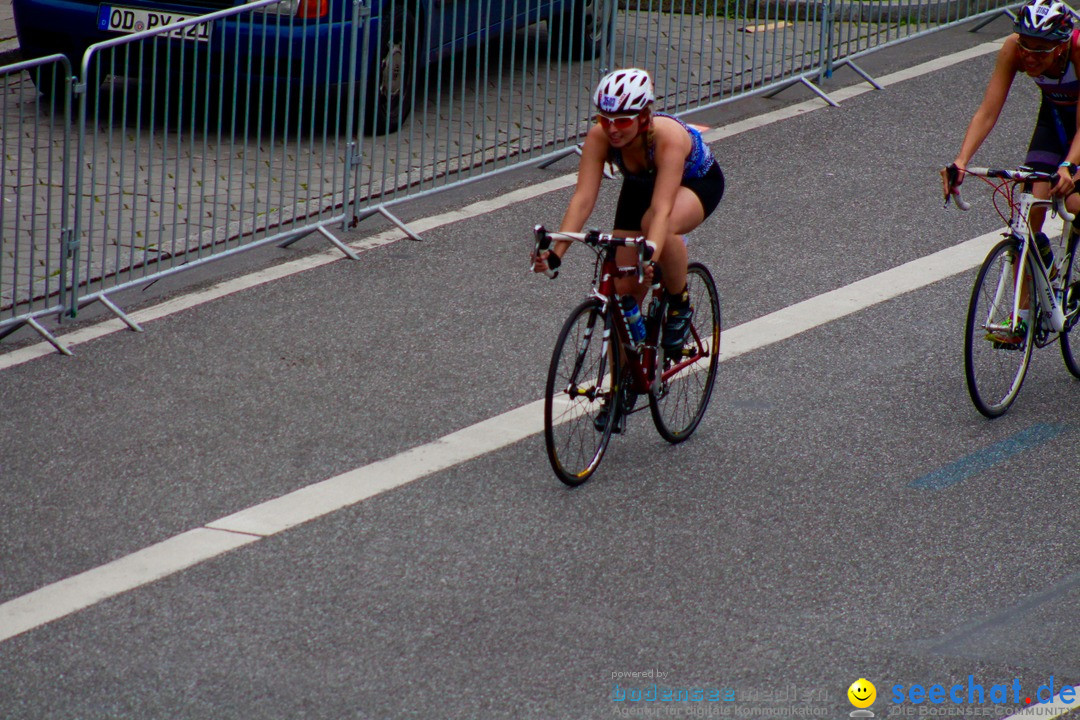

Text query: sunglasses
(596, 113), (639, 130)
(1017, 40), (1061, 54)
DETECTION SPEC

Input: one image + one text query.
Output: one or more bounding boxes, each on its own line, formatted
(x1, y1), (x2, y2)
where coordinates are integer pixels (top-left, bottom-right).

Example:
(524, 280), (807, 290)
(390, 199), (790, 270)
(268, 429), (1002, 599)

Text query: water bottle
(1034, 231), (1055, 274)
(620, 296), (646, 347)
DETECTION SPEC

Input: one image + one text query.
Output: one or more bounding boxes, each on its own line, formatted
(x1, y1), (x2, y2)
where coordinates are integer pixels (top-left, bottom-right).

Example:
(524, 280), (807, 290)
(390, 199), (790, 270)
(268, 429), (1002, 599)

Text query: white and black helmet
(1014, 0), (1075, 42)
(593, 68), (655, 114)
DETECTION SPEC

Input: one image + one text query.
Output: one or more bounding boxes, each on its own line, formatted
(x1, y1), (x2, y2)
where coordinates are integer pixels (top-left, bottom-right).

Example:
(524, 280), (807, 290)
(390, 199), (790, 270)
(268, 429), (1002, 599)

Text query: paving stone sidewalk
(0, 6), (912, 317)
(1, 1), (19, 63)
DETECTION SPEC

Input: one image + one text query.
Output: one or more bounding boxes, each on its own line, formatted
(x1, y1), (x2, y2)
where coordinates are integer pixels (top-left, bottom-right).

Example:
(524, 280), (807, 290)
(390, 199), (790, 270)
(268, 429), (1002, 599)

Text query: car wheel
(363, 4), (416, 135)
(27, 62), (73, 107)
(550, 0), (608, 61)
(27, 55), (99, 111)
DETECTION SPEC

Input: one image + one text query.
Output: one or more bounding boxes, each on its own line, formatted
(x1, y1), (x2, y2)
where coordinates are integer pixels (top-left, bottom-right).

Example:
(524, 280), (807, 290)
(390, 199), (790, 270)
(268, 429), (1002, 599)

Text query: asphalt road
(0, 15), (1077, 720)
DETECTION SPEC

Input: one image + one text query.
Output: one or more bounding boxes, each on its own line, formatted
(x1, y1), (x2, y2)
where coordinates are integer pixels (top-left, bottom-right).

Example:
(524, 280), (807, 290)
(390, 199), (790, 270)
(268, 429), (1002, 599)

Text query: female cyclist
(943, 0), (1080, 344)
(943, 0), (1080, 215)
(532, 68), (725, 357)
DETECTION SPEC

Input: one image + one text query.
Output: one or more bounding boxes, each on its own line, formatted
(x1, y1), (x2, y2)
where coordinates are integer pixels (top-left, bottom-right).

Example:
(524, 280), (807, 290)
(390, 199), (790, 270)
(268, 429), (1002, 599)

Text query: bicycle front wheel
(964, 238), (1035, 418)
(650, 262), (721, 442)
(1060, 234), (1080, 377)
(544, 299), (619, 485)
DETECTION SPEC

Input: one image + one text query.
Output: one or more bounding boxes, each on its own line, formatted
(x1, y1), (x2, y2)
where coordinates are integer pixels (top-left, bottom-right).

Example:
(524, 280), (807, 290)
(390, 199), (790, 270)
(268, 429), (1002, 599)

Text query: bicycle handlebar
(947, 166), (1077, 222)
(532, 225), (656, 281)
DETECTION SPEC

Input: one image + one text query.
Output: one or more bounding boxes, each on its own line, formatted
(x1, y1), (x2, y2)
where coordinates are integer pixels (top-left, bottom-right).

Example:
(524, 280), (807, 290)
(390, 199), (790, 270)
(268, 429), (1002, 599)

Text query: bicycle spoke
(1061, 236), (1080, 377)
(649, 263), (721, 442)
(964, 238), (1035, 417)
(544, 301), (617, 485)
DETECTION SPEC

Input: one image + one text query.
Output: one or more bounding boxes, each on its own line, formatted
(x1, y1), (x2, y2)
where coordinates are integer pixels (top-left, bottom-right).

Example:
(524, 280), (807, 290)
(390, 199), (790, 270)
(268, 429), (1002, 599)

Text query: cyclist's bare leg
(640, 187), (706, 295)
(1021, 182), (1080, 313)
(612, 236), (647, 300)
(1015, 181), (1075, 313)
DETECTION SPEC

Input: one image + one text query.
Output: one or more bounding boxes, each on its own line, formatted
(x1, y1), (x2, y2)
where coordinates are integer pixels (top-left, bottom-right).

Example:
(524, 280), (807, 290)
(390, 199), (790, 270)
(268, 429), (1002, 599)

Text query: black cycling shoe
(593, 388), (638, 433)
(661, 303), (694, 360)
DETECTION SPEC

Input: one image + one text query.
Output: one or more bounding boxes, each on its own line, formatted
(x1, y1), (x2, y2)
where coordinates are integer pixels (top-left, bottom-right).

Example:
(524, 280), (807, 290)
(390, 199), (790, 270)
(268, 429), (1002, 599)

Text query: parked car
(13, 0), (609, 133)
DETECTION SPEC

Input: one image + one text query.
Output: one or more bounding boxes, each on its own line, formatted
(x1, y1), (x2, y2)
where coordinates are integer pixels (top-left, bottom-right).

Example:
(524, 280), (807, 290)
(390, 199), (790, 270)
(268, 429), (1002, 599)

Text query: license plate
(97, 5), (212, 41)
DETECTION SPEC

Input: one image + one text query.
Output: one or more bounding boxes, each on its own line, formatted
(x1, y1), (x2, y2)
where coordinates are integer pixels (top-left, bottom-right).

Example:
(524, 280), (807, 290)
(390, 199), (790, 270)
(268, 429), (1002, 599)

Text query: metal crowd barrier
(71, 0), (363, 339)
(0, 0), (1018, 353)
(0, 54), (74, 352)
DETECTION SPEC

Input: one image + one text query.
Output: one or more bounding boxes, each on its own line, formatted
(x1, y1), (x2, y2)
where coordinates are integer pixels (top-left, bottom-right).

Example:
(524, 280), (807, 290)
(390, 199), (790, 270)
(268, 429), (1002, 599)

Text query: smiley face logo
(848, 678), (876, 709)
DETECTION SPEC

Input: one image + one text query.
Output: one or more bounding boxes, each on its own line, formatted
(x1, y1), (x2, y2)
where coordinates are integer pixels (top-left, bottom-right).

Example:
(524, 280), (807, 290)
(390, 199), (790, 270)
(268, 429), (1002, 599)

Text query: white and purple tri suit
(1025, 28), (1080, 171)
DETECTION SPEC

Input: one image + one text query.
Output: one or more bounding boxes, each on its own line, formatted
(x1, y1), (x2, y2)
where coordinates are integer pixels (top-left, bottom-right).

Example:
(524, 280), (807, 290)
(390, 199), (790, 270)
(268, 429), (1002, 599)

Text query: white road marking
(0, 39), (1004, 372)
(0, 227), (1010, 643)
(0, 37), (1043, 650)
(0, 529), (258, 642)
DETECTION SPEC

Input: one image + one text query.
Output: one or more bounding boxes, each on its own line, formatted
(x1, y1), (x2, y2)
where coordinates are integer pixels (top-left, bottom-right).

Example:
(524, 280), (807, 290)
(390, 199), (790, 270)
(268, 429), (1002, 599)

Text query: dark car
(13, 0), (608, 133)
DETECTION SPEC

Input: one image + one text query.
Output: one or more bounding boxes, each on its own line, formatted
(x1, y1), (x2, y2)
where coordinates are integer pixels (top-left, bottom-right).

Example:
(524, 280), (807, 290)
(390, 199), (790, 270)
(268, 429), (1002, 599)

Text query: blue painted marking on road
(910, 423), (1069, 490)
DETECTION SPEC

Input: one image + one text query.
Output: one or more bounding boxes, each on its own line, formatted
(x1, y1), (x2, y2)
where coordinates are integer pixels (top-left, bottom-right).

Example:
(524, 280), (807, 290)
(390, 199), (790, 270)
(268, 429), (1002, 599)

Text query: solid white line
(0, 174), (577, 371)
(699, 39), (1004, 144)
(720, 229), (1004, 358)
(0, 38), (1005, 372)
(0, 228), (1006, 644)
(0, 37), (1026, 644)
(0, 529), (258, 643)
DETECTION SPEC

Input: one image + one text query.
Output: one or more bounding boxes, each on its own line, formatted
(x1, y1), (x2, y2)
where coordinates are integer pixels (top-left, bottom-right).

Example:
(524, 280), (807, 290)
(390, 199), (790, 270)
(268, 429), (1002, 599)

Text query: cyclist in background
(532, 68), (725, 359)
(943, 0), (1080, 342)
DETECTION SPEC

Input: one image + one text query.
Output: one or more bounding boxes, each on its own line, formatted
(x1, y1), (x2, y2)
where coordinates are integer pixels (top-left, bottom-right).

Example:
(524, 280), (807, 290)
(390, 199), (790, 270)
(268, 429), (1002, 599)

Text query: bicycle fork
(564, 307), (613, 401)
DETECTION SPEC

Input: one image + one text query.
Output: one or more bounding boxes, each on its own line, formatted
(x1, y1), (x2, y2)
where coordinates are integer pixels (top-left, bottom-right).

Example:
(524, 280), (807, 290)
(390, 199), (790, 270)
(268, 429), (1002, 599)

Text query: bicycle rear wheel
(544, 299), (619, 485)
(650, 262), (721, 442)
(964, 238), (1035, 417)
(1060, 234), (1080, 377)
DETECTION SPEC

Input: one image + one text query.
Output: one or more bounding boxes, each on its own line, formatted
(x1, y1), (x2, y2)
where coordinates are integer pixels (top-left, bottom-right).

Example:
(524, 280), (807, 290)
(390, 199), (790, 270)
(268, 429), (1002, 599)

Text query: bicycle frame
(537, 224), (722, 481)
(1008, 192), (1069, 335)
(951, 168), (1076, 337)
(535, 226), (712, 398)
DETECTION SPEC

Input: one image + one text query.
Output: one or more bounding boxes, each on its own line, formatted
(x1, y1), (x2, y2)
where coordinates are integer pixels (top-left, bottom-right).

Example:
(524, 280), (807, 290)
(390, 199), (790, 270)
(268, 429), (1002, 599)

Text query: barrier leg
(765, 77), (839, 108)
(349, 206), (423, 242)
(969, 8), (1015, 32)
(25, 317), (73, 356)
(277, 224), (365, 258)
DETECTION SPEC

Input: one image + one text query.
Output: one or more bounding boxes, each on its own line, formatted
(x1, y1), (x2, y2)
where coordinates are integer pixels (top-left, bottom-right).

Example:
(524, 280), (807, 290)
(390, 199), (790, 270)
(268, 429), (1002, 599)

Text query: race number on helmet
(592, 69), (655, 114)
(1014, 0), (1075, 41)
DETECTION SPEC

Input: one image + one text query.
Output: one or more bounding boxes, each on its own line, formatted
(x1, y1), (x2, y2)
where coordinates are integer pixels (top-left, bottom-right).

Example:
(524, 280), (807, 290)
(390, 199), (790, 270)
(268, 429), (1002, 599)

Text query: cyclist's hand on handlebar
(641, 261), (655, 288)
(1052, 166), (1076, 198)
(941, 162), (965, 203)
(531, 249), (561, 277)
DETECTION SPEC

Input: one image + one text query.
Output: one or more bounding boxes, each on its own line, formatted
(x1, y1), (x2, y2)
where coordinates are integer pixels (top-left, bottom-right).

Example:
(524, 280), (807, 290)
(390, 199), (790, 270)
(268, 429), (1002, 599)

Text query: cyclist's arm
(644, 122), (692, 263)
(1051, 42), (1080, 197)
(554, 124), (609, 258)
(944, 40), (1019, 194)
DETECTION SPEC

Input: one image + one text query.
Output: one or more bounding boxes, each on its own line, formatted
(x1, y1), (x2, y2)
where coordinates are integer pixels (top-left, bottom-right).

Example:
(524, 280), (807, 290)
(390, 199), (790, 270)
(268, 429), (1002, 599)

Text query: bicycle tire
(649, 262), (721, 442)
(544, 299), (619, 485)
(964, 238), (1036, 417)
(1060, 233), (1080, 377)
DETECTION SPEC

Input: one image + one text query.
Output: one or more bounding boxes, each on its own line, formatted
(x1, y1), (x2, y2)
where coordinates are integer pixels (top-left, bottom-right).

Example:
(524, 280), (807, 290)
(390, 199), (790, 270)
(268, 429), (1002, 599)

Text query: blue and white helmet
(593, 68), (654, 114)
(1014, 0), (1075, 42)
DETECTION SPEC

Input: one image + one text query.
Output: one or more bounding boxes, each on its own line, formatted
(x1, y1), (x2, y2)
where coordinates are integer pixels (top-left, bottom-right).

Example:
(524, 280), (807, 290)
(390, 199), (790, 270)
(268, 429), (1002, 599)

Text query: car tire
(549, 0), (608, 61)
(27, 57), (99, 111)
(362, 4), (416, 136)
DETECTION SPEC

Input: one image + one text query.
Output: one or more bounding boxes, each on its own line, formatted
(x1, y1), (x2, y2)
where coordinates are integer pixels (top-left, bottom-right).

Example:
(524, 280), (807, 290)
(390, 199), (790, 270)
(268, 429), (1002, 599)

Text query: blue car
(13, 0), (607, 133)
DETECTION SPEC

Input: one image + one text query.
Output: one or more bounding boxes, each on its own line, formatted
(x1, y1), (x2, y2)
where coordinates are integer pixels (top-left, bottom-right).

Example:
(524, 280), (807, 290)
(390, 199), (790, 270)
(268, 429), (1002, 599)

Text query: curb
(751, 0), (1017, 23)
